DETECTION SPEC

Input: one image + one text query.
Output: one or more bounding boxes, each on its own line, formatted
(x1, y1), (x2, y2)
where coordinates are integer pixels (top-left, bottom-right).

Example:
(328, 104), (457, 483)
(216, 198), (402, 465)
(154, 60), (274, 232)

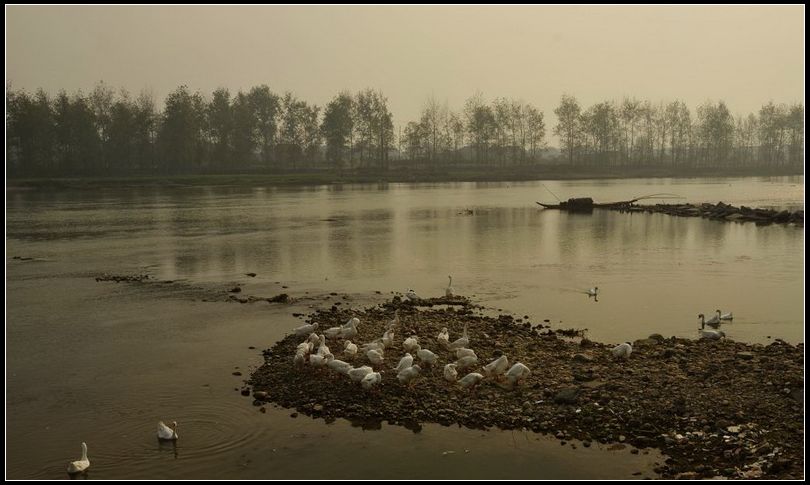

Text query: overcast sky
(6, 5), (805, 141)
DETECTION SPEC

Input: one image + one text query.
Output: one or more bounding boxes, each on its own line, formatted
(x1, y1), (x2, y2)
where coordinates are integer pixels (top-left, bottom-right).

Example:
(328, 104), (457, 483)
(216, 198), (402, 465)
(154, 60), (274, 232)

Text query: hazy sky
(6, 5), (805, 139)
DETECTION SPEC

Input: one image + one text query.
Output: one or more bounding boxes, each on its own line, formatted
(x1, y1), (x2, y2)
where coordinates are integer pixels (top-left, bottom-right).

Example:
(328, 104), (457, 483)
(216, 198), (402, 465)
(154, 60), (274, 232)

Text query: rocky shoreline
(248, 298), (804, 480)
(614, 202), (804, 227)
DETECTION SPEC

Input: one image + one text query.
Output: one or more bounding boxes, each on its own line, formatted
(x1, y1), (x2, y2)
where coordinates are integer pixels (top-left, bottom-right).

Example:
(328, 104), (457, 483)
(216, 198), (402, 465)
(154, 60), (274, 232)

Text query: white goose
(348, 366), (374, 383)
(415, 346), (438, 367)
(716, 309), (733, 321)
(367, 349), (385, 366)
(294, 322), (319, 337)
(157, 421), (179, 440)
(587, 287), (598, 297)
(446, 276), (455, 298)
(360, 341), (385, 353)
(310, 352), (332, 368)
(324, 326), (343, 339)
(483, 355), (509, 377)
(395, 353), (414, 373)
(458, 372), (485, 390)
(699, 316), (726, 340)
(67, 442), (90, 474)
(361, 371), (383, 390)
(448, 323), (469, 350)
(397, 364), (422, 387)
(437, 328), (450, 349)
(406, 289), (420, 301)
(443, 363), (458, 383)
(455, 354), (479, 370)
(307, 333), (321, 348)
(701, 312), (721, 326)
(381, 327), (395, 348)
(504, 362), (530, 384)
(455, 348), (477, 359)
(342, 317), (360, 329)
(611, 342), (633, 359)
(343, 340), (358, 357)
(403, 336), (420, 353)
(326, 354), (353, 376)
(340, 320), (358, 339)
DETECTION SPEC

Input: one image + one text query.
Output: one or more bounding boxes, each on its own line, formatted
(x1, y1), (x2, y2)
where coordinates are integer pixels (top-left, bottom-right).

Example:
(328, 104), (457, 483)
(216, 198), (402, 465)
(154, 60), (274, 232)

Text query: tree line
(554, 95), (804, 169)
(5, 82), (804, 178)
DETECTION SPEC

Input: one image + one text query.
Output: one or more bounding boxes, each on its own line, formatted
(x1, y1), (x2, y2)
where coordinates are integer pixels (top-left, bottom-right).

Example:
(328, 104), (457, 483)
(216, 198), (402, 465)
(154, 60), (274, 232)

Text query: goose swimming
(587, 287), (598, 297)
(158, 421), (179, 440)
(66, 442), (90, 474)
(716, 309), (733, 321)
(699, 315), (726, 340)
(446, 276), (455, 298)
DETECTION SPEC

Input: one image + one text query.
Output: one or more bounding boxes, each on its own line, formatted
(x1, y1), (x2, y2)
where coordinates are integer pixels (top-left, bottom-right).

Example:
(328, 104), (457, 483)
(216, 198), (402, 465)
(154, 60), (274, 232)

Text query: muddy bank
(248, 298), (803, 480)
(93, 272), (292, 304)
(615, 202), (804, 227)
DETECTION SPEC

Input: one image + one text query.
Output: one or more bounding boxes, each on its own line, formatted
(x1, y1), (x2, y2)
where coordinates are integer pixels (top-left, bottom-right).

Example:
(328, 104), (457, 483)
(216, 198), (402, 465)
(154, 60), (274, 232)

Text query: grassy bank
(6, 166), (803, 190)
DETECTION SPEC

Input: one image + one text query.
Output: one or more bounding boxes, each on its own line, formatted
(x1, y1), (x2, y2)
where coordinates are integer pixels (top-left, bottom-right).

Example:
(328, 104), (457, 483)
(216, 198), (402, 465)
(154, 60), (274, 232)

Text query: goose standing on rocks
(406, 289), (420, 301)
(158, 421), (179, 440)
(446, 276), (455, 298)
(403, 336), (420, 353)
(381, 327), (395, 348)
(397, 364), (422, 387)
(343, 340), (358, 357)
(611, 342), (633, 360)
(294, 322), (319, 337)
(395, 353), (414, 373)
(415, 346), (438, 367)
(448, 323), (469, 350)
(348, 366), (374, 383)
(367, 349), (385, 366)
(483, 355), (509, 378)
(504, 362), (531, 386)
(361, 371), (383, 391)
(67, 442), (90, 474)
(326, 354), (353, 376)
(458, 372), (485, 391)
(437, 328), (450, 349)
(443, 363), (458, 383)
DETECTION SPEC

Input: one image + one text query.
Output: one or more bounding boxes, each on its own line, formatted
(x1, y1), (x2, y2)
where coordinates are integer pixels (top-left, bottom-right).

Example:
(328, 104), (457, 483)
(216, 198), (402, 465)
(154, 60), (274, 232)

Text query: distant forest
(5, 82), (804, 178)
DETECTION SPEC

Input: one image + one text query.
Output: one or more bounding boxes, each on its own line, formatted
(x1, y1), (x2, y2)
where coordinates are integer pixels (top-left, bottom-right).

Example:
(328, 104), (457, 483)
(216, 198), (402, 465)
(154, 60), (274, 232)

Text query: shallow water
(6, 176), (803, 479)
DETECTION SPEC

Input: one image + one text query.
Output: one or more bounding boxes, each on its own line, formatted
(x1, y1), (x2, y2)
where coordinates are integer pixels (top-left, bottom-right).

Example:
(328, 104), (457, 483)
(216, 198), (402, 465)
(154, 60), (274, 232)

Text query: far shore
(6, 166), (803, 190)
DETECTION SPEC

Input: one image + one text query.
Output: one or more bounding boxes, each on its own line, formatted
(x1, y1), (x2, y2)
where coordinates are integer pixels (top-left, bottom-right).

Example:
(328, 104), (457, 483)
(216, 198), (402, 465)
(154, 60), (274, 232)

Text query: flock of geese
(66, 421), (178, 475)
(292, 308), (533, 393)
(65, 277), (733, 475)
(698, 309), (733, 340)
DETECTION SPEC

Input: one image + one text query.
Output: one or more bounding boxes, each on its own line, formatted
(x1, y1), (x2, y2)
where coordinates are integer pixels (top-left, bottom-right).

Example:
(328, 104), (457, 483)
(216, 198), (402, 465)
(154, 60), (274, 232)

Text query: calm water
(6, 176), (804, 479)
